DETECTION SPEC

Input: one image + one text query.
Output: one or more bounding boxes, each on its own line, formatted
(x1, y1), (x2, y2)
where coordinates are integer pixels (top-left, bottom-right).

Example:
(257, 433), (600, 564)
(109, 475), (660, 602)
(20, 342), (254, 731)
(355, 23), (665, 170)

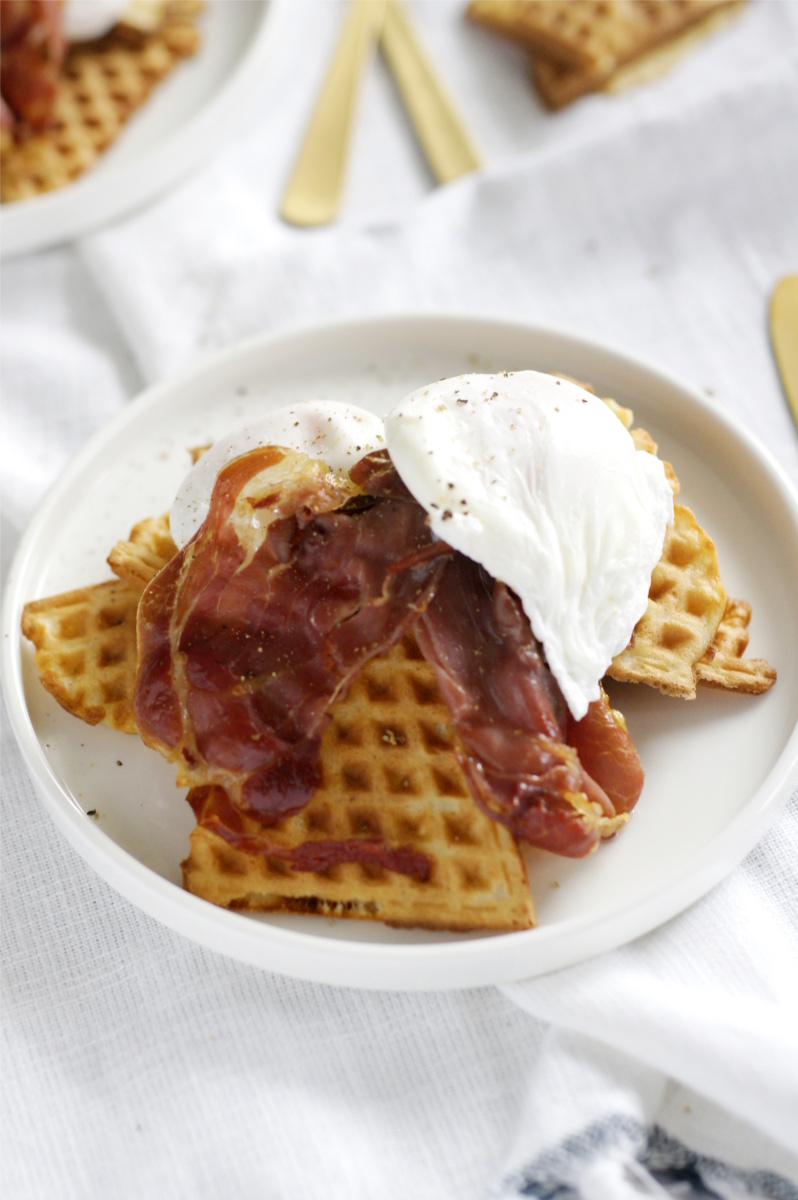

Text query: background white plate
(4, 315), (798, 991)
(1, 0), (283, 258)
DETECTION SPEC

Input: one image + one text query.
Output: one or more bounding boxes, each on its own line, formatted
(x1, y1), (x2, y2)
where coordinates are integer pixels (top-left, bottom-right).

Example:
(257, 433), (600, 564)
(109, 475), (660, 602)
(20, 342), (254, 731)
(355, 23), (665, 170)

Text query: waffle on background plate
(20, 406), (775, 933)
(466, 0), (745, 109)
(1, 1), (203, 203)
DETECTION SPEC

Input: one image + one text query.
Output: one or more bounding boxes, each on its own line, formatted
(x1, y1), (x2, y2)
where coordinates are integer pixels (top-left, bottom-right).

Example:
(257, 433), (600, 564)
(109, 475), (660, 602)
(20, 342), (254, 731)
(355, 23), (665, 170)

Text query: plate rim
(0, 0), (287, 258)
(4, 311), (798, 991)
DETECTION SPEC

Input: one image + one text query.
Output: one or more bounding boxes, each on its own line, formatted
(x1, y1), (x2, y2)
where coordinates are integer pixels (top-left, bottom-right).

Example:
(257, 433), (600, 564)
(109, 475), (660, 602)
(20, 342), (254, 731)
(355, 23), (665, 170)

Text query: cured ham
(415, 554), (638, 857)
(134, 446), (452, 825)
(567, 687), (645, 817)
(1, 1), (64, 134)
(135, 443), (644, 866)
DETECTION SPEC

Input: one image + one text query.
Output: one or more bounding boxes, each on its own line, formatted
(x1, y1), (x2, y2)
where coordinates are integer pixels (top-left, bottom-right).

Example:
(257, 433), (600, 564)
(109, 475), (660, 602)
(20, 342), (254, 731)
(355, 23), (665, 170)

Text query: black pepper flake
(116, 760), (123, 767)
(86, 809), (97, 817)
(456, 398), (468, 404)
(441, 510), (453, 520)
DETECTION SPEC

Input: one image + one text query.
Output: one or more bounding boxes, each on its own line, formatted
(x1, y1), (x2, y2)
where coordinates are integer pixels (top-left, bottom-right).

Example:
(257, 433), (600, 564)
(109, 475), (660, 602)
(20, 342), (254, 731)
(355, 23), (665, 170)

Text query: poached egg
(384, 371), (673, 719)
(61, 0), (130, 42)
(169, 401), (385, 550)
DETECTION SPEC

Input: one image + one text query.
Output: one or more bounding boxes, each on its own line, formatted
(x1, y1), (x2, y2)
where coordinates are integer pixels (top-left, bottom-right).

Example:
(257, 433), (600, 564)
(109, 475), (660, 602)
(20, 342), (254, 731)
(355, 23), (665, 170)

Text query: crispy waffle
(696, 597), (777, 695)
(608, 502), (727, 698)
(467, 0), (741, 109)
(1, 1), (203, 203)
(107, 513), (176, 588)
(19, 513), (175, 733)
(182, 632), (536, 931)
(604, 408), (774, 698)
(21, 578), (142, 733)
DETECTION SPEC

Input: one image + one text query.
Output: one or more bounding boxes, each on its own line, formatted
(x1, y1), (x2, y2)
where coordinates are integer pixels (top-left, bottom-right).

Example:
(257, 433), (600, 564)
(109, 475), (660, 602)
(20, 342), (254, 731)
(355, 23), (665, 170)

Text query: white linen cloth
(3, 3), (798, 1197)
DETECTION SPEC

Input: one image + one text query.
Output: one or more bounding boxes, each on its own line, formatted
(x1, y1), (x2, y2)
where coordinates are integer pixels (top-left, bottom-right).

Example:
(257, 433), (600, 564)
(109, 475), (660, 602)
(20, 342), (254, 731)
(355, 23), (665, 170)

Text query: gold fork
(280, 0), (481, 227)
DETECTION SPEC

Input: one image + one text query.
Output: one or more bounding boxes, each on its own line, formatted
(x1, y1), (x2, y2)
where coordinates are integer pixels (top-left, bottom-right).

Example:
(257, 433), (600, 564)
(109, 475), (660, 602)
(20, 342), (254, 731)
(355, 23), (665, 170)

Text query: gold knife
(280, 1), (386, 227)
(770, 275), (798, 430)
(379, 0), (482, 185)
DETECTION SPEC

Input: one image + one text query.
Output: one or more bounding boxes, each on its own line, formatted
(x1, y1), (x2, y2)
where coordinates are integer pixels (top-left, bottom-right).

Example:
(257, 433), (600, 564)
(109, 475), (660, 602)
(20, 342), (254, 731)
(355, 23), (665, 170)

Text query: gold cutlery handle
(379, 0), (481, 185)
(770, 275), (798, 431)
(280, 1), (386, 227)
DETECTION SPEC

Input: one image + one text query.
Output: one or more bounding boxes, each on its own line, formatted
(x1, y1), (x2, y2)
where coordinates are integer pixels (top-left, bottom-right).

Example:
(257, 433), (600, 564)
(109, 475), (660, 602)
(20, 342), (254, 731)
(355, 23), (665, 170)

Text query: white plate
(4, 315), (798, 991)
(1, 0), (283, 258)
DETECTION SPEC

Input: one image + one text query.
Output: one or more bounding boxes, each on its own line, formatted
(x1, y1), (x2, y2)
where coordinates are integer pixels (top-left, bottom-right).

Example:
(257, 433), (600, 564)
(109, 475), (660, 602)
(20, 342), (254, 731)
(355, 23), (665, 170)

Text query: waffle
(20, 512), (175, 732)
(608, 502), (727, 698)
(1, 1), (203, 203)
(604, 408), (774, 697)
(696, 597), (777, 695)
(182, 633), (536, 931)
(21, 578), (142, 733)
(107, 513), (176, 588)
(467, 0), (742, 109)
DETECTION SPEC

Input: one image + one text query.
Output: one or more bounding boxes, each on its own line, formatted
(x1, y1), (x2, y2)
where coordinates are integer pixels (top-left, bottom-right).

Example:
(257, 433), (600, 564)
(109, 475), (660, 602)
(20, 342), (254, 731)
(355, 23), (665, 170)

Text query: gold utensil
(769, 275), (798, 430)
(379, 0), (481, 184)
(280, 0), (386, 227)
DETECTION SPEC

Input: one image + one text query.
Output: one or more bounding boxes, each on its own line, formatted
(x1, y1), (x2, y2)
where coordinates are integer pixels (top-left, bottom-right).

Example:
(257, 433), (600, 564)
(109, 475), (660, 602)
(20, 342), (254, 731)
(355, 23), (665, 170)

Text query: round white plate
(1, 0), (283, 258)
(4, 315), (798, 991)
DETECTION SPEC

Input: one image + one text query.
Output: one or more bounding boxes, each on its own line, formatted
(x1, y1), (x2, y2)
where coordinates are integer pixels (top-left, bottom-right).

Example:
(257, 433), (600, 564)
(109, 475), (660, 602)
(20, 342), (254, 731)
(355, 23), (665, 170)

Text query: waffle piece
(183, 633), (536, 931)
(467, 0), (611, 68)
(1, 1), (203, 203)
(696, 597), (777, 695)
(467, 0), (739, 68)
(21, 578), (141, 733)
(533, 1), (741, 108)
(602, 409), (773, 696)
(608, 503), (727, 698)
(467, 1), (741, 109)
(107, 514), (176, 588)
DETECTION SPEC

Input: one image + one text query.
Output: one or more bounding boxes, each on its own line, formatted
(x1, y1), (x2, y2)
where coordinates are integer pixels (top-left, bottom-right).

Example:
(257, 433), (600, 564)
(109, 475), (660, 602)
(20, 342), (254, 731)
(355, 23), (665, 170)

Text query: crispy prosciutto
(415, 554), (634, 857)
(134, 446), (452, 826)
(135, 444), (644, 869)
(567, 687), (645, 818)
(1, 1), (65, 136)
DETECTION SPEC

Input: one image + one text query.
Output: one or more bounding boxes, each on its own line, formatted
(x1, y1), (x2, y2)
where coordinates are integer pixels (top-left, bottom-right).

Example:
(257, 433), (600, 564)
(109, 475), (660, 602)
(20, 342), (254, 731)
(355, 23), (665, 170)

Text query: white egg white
(384, 371), (674, 720)
(169, 401), (385, 550)
(62, 0), (130, 41)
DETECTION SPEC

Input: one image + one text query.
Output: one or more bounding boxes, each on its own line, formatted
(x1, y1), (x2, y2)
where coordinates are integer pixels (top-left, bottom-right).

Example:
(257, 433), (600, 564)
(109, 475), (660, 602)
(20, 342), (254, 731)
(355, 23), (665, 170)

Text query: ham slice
(134, 447), (451, 823)
(415, 554), (641, 857)
(1, 1), (64, 133)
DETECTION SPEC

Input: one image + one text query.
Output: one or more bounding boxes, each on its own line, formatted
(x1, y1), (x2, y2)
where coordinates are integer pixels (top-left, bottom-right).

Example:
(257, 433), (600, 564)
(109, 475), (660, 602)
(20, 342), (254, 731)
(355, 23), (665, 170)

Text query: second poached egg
(169, 401), (385, 550)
